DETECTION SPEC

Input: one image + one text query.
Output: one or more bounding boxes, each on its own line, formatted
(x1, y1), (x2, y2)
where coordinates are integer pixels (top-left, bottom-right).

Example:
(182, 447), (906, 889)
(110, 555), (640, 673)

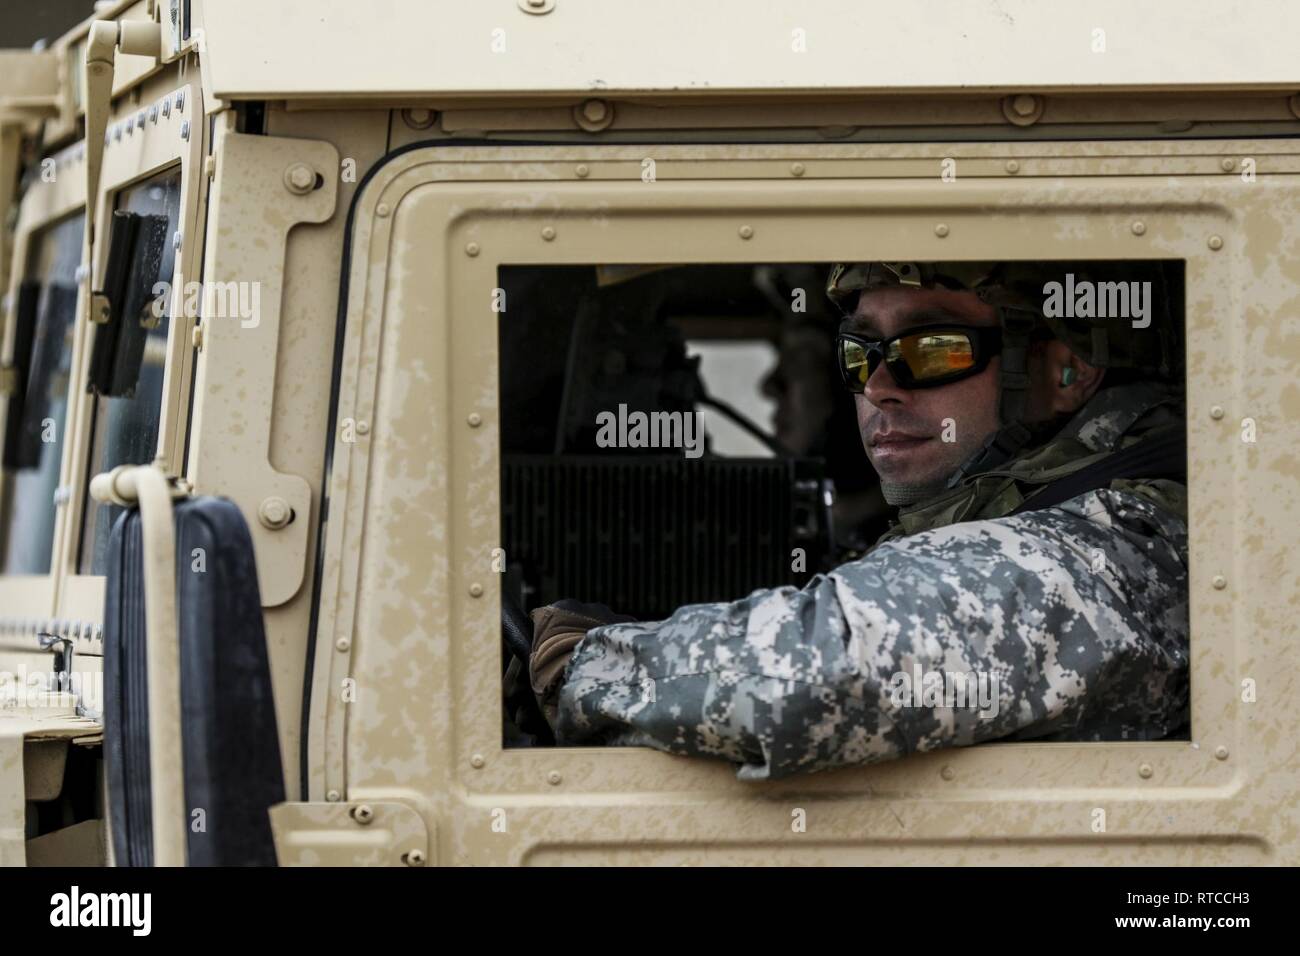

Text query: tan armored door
(307, 141), (1300, 865)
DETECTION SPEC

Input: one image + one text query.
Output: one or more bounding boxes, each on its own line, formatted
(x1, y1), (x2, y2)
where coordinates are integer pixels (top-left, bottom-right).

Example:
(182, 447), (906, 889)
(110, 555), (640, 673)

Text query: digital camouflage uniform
(554, 380), (1189, 780)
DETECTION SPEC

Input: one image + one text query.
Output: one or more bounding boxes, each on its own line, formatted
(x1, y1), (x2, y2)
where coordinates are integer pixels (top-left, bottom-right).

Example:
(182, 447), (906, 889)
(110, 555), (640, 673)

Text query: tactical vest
(873, 382), (1188, 547)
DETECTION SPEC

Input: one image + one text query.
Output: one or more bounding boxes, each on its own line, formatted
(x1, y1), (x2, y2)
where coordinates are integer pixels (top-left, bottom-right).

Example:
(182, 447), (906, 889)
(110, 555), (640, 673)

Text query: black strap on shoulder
(1010, 428), (1187, 516)
(994, 304), (1040, 427)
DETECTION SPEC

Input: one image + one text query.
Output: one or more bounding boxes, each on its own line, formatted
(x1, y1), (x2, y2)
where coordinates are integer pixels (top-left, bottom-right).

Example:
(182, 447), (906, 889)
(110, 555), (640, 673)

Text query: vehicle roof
(191, 0), (1300, 102)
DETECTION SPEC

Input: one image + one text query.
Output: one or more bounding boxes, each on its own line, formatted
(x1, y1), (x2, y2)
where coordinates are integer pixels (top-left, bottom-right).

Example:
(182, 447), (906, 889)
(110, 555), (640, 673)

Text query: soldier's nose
(863, 359), (907, 407)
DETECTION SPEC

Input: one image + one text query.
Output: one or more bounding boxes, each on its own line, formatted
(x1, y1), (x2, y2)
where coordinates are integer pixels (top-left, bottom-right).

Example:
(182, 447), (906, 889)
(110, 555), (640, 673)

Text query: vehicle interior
(496, 259), (1187, 748)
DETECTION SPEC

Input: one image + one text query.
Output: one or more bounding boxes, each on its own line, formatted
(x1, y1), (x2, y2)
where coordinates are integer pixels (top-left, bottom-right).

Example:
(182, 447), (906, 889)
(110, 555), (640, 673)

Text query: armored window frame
(51, 76), (206, 644)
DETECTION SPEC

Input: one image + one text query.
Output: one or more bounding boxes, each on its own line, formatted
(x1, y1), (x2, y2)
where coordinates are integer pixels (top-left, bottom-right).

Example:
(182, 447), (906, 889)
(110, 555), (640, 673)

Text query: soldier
(529, 261), (1189, 780)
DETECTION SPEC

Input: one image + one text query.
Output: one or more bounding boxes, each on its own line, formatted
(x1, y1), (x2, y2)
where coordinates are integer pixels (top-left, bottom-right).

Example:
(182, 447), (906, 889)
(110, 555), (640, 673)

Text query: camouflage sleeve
(554, 487), (1190, 780)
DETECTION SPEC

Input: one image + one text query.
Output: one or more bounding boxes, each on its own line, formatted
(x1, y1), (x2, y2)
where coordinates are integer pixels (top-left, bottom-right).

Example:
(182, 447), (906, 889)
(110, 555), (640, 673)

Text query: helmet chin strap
(944, 421), (1034, 489)
(880, 476), (954, 506)
(942, 301), (1042, 488)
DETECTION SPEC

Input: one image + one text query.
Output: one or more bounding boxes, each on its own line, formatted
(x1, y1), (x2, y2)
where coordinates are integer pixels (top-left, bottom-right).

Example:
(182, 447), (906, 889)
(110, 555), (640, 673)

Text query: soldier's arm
(555, 486), (1190, 780)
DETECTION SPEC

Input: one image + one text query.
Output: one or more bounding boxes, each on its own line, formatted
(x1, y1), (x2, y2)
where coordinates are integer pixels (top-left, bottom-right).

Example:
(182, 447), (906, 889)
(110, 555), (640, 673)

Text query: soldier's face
(846, 286), (1002, 502)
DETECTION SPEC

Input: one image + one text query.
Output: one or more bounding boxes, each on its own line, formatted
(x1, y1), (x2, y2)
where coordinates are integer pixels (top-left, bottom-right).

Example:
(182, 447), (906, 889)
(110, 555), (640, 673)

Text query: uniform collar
(880, 381), (1183, 543)
(1054, 380), (1182, 453)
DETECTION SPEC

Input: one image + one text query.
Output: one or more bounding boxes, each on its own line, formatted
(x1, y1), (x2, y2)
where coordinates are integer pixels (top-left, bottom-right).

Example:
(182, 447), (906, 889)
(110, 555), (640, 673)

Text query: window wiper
(87, 209), (169, 398)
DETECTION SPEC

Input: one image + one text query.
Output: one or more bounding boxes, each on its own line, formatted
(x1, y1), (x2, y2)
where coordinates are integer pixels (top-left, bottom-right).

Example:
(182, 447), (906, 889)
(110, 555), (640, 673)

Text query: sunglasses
(837, 324), (1003, 392)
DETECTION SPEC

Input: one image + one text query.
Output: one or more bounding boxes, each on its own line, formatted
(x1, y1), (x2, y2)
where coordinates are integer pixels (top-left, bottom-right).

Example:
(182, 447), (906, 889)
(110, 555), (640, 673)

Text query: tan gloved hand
(528, 599), (635, 727)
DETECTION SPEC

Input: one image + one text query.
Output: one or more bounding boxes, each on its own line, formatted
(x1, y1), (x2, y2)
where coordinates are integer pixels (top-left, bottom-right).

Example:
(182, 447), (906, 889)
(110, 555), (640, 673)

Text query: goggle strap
(1091, 325), (1110, 366)
(996, 305), (1037, 424)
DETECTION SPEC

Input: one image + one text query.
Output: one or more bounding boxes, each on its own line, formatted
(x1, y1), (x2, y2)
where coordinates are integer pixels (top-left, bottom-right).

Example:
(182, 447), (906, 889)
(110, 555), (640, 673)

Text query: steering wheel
(500, 590), (555, 744)
(501, 590), (534, 668)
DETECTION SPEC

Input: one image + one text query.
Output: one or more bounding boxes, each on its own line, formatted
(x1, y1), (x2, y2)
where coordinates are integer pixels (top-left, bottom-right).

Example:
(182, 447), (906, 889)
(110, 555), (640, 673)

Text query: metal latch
(36, 632), (74, 692)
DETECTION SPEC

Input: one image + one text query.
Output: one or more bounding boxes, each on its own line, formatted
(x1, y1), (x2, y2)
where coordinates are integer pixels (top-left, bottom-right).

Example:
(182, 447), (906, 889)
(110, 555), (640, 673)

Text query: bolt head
(1214, 746), (1230, 760)
(738, 225), (754, 239)
(403, 849), (426, 866)
(287, 163), (315, 192)
(1208, 235), (1223, 250)
(470, 753), (486, 769)
(547, 770), (562, 785)
(934, 223), (950, 238)
(1005, 159), (1020, 174)
(1131, 221), (1146, 236)
(581, 99), (608, 123)
(351, 804), (375, 825)
(1012, 94), (1037, 116)
(1138, 763), (1153, 779)
(1210, 405), (1225, 420)
(403, 108), (435, 130)
(1212, 575), (1227, 590)
(258, 496), (292, 529)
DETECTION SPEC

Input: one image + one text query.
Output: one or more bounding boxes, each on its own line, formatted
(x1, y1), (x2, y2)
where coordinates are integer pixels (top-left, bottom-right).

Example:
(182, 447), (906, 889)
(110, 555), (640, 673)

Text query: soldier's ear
(1046, 341), (1104, 414)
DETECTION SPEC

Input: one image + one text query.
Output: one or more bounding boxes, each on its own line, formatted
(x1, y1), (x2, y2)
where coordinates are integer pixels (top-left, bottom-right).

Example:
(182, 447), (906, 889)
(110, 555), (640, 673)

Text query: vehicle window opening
(497, 260), (1188, 756)
(78, 168), (183, 575)
(0, 213), (85, 575)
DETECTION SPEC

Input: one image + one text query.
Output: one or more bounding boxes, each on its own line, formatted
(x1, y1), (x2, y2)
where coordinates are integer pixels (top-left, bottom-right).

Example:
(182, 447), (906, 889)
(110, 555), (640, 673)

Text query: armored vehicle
(0, 0), (1296, 865)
